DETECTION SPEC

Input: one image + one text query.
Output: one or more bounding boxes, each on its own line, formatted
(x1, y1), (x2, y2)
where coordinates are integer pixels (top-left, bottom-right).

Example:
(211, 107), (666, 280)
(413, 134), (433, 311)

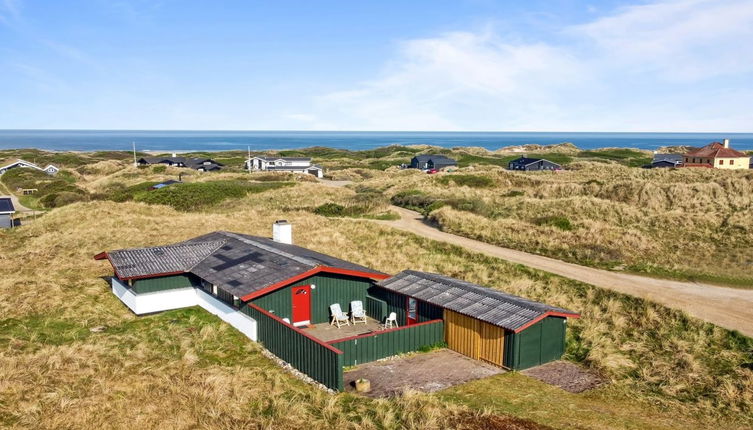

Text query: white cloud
(571, 0), (753, 81)
(302, 0), (753, 131)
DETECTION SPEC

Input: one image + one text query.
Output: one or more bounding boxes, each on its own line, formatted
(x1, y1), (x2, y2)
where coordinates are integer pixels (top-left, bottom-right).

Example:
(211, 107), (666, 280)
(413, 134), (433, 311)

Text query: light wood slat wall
(444, 309), (505, 366)
(479, 320), (505, 366)
(444, 309), (479, 359)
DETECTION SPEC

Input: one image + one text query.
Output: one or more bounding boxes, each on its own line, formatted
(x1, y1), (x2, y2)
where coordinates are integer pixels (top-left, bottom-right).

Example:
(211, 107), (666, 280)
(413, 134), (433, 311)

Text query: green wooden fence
(243, 303), (344, 390)
(365, 295), (387, 322)
(328, 319), (444, 366)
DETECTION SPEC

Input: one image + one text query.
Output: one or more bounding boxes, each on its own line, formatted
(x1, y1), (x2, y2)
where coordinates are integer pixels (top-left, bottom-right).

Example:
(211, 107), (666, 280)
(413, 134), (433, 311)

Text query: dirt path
(0, 181), (34, 213)
(378, 205), (753, 337)
(314, 179), (753, 336)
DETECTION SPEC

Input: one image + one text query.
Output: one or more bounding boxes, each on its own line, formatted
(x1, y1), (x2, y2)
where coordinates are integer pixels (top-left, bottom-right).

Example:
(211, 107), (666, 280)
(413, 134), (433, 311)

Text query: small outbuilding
(0, 197), (16, 229)
(507, 156), (561, 171)
(374, 270), (579, 369)
(410, 155), (458, 171)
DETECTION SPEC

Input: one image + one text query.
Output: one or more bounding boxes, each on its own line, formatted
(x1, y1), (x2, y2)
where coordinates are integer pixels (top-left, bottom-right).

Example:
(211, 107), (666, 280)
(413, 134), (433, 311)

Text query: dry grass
(1, 180), (751, 429)
(364, 164), (753, 285)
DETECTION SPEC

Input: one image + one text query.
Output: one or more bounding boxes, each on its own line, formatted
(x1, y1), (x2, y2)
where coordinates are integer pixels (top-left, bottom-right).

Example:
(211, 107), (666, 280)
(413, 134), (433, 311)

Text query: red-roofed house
(683, 139), (750, 169)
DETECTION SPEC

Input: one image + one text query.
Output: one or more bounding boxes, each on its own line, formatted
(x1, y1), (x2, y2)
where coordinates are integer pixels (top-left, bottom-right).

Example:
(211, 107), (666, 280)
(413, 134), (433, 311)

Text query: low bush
(535, 215), (574, 231)
(134, 181), (291, 211)
(437, 174), (495, 188)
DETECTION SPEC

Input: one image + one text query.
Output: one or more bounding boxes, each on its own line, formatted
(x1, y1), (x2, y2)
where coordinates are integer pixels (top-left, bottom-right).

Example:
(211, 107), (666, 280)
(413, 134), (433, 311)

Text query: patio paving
(344, 349), (506, 397)
(301, 316), (385, 342)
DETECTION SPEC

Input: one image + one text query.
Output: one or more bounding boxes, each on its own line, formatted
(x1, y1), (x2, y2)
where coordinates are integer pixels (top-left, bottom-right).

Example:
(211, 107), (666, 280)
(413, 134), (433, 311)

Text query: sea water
(0, 130), (751, 152)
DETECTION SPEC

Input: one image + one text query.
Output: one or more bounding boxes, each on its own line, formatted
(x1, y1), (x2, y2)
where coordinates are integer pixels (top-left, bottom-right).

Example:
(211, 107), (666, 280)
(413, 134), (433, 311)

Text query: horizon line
(0, 129), (752, 134)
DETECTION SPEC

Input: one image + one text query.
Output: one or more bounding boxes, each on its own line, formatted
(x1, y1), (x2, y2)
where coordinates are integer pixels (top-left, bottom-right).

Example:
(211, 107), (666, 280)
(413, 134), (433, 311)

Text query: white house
(244, 156), (324, 178)
(0, 159), (59, 176)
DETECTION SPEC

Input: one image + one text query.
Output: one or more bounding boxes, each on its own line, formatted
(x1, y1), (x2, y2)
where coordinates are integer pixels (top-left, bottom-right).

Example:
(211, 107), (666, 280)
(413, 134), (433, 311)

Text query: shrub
(152, 165), (167, 173)
(535, 215), (573, 231)
(437, 174), (495, 188)
(313, 203), (346, 217)
(38, 192), (88, 208)
(134, 181), (290, 211)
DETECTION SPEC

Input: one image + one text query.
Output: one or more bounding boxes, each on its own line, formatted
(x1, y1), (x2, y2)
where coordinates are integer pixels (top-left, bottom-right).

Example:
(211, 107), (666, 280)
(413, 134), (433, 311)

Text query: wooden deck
(301, 316), (386, 342)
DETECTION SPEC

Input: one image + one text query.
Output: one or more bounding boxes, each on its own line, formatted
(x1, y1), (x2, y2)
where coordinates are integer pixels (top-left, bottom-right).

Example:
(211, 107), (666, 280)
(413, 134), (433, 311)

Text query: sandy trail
(380, 205), (753, 337)
(317, 178), (753, 336)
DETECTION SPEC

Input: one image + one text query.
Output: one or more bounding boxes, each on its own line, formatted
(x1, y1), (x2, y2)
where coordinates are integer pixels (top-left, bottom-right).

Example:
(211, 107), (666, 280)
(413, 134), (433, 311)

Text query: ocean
(0, 130), (752, 152)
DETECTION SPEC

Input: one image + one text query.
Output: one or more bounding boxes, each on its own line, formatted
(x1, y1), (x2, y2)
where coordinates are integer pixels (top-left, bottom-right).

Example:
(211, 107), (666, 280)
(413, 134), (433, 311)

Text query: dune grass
(0, 183), (751, 428)
(370, 164), (753, 286)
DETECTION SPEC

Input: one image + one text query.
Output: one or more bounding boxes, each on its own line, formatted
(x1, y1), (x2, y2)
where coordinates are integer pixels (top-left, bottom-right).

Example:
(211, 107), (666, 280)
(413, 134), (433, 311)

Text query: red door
(406, 297), (418, 325)
(291, 285), (311, 325)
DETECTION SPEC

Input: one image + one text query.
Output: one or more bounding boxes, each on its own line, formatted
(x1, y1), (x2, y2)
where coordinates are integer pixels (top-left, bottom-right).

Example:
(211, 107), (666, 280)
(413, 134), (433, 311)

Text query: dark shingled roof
(0, 197), (15, 213)
(107, 241), (226, 279)
(509, 156), (561, 167)
(413, 154), (457, 164)
(652, 153), (683, 164)
(377, 270), (578, 331)
(102, 231), (384, 299)
(183, 232), (382, 298)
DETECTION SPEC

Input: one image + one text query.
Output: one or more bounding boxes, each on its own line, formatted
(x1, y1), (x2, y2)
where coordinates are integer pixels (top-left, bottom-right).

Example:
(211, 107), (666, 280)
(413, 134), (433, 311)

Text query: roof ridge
(185, 240), (228, 271)
(217, 231), (320, 267)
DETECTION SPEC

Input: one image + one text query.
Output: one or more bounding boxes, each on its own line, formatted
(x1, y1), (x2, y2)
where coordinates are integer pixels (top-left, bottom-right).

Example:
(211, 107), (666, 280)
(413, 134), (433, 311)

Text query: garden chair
(330, 304), (350, 328)
(385, 312), (398, 329)
(350, 300), (367, 325)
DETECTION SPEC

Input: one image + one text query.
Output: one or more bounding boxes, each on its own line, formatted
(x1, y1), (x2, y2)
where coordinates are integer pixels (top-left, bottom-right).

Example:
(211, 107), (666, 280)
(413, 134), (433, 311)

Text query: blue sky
(1, 0), (751, 131)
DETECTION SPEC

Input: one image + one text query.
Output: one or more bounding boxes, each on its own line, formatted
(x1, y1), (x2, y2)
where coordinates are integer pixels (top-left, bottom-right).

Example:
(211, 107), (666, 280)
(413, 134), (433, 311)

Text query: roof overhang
(240, 266), (390, 302)
(93, 251), (188, 281)
(513, 310), (581, 333)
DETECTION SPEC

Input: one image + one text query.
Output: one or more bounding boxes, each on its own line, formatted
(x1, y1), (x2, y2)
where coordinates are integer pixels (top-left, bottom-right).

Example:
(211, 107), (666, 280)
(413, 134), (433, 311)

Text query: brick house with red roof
(683, 139), (750, 169)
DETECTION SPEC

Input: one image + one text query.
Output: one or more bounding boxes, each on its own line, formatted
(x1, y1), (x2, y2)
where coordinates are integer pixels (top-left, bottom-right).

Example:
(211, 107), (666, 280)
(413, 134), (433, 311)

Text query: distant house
(683, 139), (750, 169)
(409, 155), (458, 171)
(0, 159), (59, 176)
(137, 156), (223, 172)
(507, 156), (561, 171)
(645, 153), (683, 169)
(244, 156), (324, 178)
(0, 197), (16, 229)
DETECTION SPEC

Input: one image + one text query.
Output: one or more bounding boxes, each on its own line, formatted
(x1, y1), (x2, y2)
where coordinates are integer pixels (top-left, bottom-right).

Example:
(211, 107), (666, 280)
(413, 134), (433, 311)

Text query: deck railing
(328, 319), (444, 366)
(243, 303), (344, 391)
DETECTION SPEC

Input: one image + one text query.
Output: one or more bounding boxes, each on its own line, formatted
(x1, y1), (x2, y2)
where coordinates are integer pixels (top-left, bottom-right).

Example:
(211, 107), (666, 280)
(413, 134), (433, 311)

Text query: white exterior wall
(111, 278), (257, 341)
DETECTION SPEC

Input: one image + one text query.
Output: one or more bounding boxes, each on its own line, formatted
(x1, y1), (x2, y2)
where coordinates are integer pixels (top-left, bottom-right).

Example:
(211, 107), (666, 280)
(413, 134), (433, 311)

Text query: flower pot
(355, 379), (371, 393)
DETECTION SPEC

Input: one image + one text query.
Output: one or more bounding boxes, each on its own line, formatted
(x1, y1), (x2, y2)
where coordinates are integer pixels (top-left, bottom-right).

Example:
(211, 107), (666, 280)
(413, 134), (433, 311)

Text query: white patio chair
(385, 312), (398, 329)
(350, 300), (367, 325)
(330, 304), (350, 328)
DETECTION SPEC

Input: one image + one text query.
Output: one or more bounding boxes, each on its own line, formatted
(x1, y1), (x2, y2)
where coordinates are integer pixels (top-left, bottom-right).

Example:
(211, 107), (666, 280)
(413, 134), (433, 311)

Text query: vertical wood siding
(503, 316), (567, 370)
(367, 287), (443, 326)
(329, 320), (444, 366)
(251, 274), (374, 324)
(131, 274), (200, 294)
(365, 295), (387, 322)
(242, 303), (344, 391)
(444, 309), (505, 366)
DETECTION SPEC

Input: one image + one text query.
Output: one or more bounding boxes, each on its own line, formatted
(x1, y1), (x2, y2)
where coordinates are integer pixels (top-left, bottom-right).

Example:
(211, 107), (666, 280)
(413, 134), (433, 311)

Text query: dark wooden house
(507, 156), (561, 171)
(410, 154), (458, 170)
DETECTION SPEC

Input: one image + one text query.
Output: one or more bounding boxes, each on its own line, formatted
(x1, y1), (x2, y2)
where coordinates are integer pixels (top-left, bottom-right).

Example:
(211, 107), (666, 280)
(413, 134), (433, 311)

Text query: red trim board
(240, 266), (389, 302)
(512, 311), (581, 333)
